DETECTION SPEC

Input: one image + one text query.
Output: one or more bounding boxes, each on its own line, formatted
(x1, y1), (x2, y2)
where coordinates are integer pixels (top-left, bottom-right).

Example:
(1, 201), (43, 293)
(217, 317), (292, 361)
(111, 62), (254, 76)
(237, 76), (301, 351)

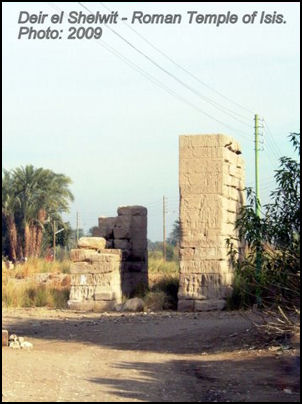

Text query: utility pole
(254, 114), (261, 217)
(254, 114), (262, 305)
(163, 195), (166, 261)
(76, 211), (79, 245)
(53, 220), (56, 261)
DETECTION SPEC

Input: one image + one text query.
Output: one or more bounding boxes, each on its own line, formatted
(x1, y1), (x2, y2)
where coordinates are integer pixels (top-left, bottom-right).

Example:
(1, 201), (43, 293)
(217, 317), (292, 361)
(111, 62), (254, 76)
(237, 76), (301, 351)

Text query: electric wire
(79, 3), (254, 133)
(99, 1), (255, 120)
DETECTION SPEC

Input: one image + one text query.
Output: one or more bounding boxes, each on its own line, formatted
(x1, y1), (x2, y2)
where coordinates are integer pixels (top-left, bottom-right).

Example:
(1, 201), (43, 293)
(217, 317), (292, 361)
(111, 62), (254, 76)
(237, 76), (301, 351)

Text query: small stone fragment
(123, 297), (144, 312)
(9, 341), (20, 349)
(20, 341), (33, 350)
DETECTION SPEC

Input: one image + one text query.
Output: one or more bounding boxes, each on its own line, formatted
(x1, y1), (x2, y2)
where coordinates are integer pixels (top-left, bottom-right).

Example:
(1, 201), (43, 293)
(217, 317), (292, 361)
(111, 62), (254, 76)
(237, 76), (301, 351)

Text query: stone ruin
(67, 206), (148, 311)
(178, 134), (245, 311)
(68, 134), (245, 312)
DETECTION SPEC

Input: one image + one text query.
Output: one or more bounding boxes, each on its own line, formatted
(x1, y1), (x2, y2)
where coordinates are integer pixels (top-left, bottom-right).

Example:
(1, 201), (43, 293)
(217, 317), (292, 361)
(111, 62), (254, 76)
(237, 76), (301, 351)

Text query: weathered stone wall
(68, 240), (123, 311)
(95, 206), (148, 297)
(68, 206), (148, 311)
(178, 134), (245, 311)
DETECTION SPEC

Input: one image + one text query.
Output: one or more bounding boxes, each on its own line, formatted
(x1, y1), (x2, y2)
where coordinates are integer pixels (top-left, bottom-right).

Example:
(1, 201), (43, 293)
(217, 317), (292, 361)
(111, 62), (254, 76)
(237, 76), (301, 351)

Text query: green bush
(227, 132), (300, 312)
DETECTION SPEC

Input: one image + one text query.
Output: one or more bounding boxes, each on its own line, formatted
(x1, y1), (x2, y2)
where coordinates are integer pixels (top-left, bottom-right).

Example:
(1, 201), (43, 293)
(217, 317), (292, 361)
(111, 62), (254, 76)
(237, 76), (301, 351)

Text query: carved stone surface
(178, 134), (245, 311)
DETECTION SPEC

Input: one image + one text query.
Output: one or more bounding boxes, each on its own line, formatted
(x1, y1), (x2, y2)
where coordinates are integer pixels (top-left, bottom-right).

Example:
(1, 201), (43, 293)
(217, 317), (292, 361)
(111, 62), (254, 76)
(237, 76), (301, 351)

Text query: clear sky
(2, 2), (300, 240)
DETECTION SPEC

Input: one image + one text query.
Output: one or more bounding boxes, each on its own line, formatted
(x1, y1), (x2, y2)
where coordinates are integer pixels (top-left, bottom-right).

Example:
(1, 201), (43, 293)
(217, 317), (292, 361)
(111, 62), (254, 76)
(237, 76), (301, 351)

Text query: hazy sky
(2, 2), (300, 240)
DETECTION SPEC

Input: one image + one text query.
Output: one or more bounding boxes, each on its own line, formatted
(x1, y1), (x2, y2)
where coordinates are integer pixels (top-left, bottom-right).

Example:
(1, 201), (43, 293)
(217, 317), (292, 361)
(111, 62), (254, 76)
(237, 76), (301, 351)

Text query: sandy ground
(2, 308), (300, 402)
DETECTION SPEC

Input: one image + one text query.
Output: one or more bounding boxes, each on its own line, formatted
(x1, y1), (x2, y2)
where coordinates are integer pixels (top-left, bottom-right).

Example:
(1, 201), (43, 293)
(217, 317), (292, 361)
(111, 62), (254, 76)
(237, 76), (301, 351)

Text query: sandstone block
(69, 285), (96, 301)
(180, 234), (231, 249)
(70, 261), (121, 274)
(118, 206), (147, 216)
(177, 299), (194, 312)
(131, 215), (147, 233)
(114, 239), (130, 250)
(123, 261), (145, 272)
(67, 300), (116, 312)
(179, 246), (230, 260)
(98, 217), (116, 238)
(130, 247), (147, 260)
(71, 272), (121, 285)
(179, 146), (225, 159)
(180, 134), (241, 149)
(180, 172), (223, 195)
(179, 260), (230, 274)
(178, 273), (223, 300)
(98, 249), (122, 258)
(180, 159), (224, 175)
(70, 249), (121, 263)
(77, 237), (106, 250)
(94, 291), (114, 301)
(194, 299), (226, 311)
(113, 215), (131, 239)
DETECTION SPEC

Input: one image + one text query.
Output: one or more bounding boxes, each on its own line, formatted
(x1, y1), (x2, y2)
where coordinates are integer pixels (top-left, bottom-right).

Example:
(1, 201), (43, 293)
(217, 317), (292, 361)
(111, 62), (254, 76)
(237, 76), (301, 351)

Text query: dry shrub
(13, 258), (71, 278)
(144, 291), (166, 311)
(2, 277), (70, 309)
(148, 256), (179, 276)
(252, 305), (300, 344)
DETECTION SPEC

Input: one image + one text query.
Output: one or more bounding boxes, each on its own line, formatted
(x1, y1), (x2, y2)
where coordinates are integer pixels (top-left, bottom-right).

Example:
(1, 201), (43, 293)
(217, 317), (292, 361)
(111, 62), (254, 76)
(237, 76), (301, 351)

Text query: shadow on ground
(86, 356), (300, 402)
(2, 311), (263, 354)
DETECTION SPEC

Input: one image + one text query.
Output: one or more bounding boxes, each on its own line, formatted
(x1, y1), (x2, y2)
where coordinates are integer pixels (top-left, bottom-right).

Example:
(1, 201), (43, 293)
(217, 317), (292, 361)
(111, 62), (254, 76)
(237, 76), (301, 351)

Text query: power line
(100, 1), (254, 120)
(48, 3), (253, 143)
(79, 3), (253, 136)
(263, 119), (283, 159)
(92, 37), (253, 141)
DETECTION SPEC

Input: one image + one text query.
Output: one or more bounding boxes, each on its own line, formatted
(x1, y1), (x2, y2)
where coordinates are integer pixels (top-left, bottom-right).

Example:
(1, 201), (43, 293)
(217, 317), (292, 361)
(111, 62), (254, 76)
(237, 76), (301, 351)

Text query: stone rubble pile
(8, 334), (33, 350)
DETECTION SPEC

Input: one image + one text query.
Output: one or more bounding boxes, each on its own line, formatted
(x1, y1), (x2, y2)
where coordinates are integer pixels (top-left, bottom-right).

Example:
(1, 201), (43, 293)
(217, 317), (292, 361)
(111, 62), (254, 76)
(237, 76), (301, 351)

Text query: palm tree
(4, 165), (74, 260)
(13, 165), (42, 258)
(31, 169), (74, 257)
(2, 170), (20, 261)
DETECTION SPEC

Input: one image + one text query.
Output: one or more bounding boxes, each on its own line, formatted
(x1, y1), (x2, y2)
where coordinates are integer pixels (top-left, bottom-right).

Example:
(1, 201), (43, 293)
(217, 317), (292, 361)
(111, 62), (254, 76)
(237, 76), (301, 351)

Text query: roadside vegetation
(2, 258), (71, 309)
(144, 247), (179, 310)
(227, 133), (300, 338)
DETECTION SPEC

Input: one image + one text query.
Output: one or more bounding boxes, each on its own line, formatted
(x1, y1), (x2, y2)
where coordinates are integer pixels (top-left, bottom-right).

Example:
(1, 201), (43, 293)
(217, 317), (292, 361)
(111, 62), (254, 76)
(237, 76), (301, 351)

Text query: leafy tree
(228, 133), (300, 309)
(42, 220), (74, 252)
(2, 165), (74, 260)
(2, 170), (20, 261)
(167, 219), (181, 246)
(147, 240), (163, 252)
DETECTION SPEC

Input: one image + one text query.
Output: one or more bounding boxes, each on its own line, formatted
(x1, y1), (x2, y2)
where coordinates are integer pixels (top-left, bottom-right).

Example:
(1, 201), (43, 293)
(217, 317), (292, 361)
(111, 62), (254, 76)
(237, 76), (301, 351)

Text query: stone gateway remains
(68, 206), (148, 311)
(68, 134), (244, 312)
(178, 134), (245, 311)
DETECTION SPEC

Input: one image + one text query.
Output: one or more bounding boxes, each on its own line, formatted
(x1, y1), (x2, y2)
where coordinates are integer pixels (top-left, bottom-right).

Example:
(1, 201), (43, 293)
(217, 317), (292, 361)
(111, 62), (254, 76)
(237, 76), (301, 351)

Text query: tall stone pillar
(178, 134), (245, 311)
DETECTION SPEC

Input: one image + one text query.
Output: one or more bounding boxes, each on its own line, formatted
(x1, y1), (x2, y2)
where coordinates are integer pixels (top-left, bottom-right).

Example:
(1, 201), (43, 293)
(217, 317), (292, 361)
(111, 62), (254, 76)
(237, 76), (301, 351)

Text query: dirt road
(2, 308), (300, 402)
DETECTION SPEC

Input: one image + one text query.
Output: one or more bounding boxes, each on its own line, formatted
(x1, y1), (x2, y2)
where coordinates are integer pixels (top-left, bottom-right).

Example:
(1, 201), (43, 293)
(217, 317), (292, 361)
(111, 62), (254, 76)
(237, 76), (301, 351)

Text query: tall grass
(13, 258), (71, 279)
(2, 258), (71, 309)
(143, 253), (179, 310)
(2, 278), (70, 308)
